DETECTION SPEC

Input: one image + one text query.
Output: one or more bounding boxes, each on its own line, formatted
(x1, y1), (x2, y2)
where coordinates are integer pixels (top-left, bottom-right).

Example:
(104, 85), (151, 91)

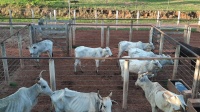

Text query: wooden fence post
(65, 23), (69, 56)
(29, 25), (34, 45)
(101, 20), (104, 47)
(183, 25), (188, 43)
(159, 34), (164, 55)
(54, 10), (57, 20)
(9, 9), (13, 36)
(116, 10), (118, 30)
(157, 11), (160, 26)
(69, 24), (73, 56)
(122, 60), (129, 110)
(129, 20), (133, 42)
(95, 10), (97, 25)
(149, 27), (153, 43)
(172, 45), (180, 79)
(72, 20), (76, 46)
(192, 58), (200, 99)
(17, 34), (24, 69)
(49, 59), (56, 91)
(31, 9), (35, 23)
(49, 12), (52, 20)
(136, 10), (139, 30)
(106, 26), (110, 47)
(186, 26), (191, 44)
(1, 43), (9, 83)
(177, 11), (180, 25)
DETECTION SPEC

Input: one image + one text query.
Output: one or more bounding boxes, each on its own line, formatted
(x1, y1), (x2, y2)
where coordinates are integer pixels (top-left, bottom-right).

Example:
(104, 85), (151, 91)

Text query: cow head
(151, 60), (162, 70)
(36, 70), (53, 96)
(135, 72), (154, 87)
(159, 54), (174, 66)
(144, 42), (155, 51)
(97, 91), (117, 112)
(28, 44), (39, 58)
(104, 47), (113, 57)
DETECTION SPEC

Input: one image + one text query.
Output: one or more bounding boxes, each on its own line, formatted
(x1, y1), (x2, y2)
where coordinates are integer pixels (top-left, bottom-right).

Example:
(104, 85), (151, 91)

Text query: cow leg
(74, 59), (79, 72)
(79, 61), (83, 73)
(118, 50), (122, 58)
(95, 60), (99, 74)
(151, 106), (158, 112)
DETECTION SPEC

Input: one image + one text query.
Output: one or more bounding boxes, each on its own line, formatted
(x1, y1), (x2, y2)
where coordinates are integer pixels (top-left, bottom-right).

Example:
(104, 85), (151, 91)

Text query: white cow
(49, 88), (117, 112)
(128, 48), (156, 58)
(28, 40), (53, 62)
(74, 46), (113, 73)
(0, 70), (53, 112)
(128, 48), (174, 66)
(135, 72), (186, 112)
(118, 41), (155, 58)
(119, 56), (162, 79)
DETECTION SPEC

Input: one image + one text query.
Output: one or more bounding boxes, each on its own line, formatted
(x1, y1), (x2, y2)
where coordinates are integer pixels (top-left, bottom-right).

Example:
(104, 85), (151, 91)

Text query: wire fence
(0, 22), (200, 111)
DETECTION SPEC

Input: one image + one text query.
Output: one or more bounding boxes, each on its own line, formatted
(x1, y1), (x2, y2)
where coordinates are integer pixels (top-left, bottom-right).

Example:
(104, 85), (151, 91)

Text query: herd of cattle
(0, 39), (192, 112)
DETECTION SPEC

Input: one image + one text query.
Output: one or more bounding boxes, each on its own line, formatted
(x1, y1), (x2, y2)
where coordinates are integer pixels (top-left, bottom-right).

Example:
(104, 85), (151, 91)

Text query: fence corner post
(49, 59), (56, 91)
(122, 60), (129, 110)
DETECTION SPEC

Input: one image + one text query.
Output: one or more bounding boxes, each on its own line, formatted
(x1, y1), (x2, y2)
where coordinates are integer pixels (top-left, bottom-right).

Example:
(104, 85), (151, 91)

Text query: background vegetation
(0, 0), (200, 11)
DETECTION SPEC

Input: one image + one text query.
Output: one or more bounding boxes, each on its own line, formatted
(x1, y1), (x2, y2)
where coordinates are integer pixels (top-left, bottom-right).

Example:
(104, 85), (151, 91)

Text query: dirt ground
(0, 28), (200, 112)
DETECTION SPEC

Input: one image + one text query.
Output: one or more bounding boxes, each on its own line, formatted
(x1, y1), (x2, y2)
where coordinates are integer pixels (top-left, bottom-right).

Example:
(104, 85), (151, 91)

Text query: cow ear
(26, 46), (30, 49)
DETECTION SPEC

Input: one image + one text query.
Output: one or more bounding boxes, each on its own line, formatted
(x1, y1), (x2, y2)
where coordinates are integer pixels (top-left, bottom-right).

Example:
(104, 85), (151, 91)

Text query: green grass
(0, 0), (200, 11)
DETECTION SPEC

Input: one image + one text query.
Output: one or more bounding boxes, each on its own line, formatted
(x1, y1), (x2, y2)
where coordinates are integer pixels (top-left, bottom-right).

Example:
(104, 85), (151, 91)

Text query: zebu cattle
(28, 40), (53, 62)
(74, 46), (112, 73)
(49, 88), (117, 112)
(118, 41), (155, 58)
(0, 70), (53, 112)
(135, 72), (186, 112)
(128, 48), (174, 66)
(119, 56), (162, 79)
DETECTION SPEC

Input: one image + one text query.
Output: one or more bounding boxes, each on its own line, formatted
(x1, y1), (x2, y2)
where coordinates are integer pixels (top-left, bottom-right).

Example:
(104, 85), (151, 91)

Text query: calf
(135, 72), (187, 112)
(28, 40), (53, 62)
(74, 46), (112, 73)
(118, 41), (155, 58)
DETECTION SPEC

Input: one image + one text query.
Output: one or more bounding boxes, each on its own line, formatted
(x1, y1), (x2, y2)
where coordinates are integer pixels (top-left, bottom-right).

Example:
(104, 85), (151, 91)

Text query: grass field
(0, 0), (200, 11)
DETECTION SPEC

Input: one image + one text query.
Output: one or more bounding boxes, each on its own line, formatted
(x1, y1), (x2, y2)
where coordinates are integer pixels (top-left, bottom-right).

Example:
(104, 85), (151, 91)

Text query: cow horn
(97, 89), (103, 100)
(112, 100), (118, 104)
(108, 91), (112, 97)
(39, 70), (46, 78)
